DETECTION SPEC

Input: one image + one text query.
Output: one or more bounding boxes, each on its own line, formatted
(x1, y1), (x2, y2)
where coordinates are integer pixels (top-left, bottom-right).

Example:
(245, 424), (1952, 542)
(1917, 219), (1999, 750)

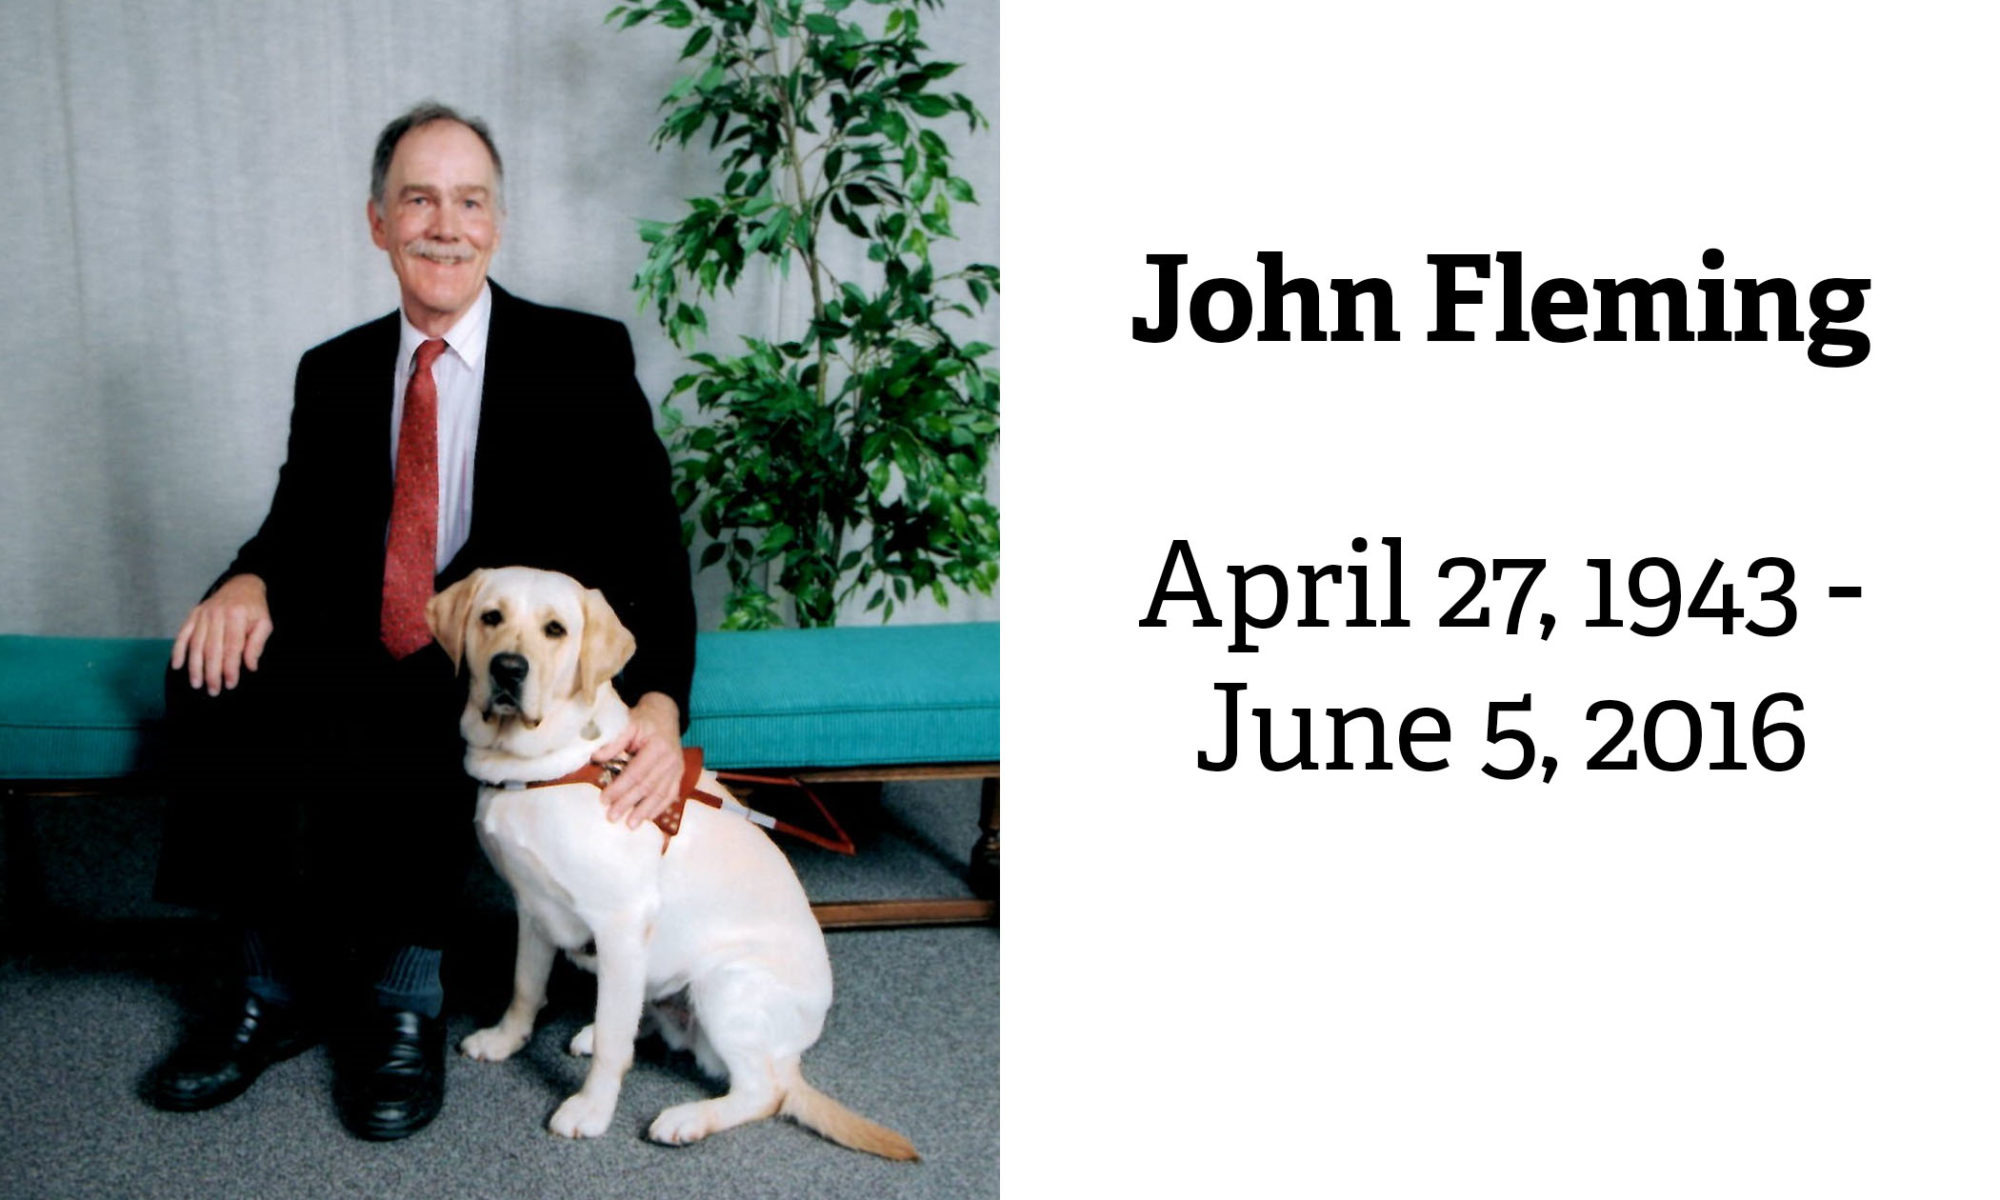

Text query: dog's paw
(648, 1101), (712, 1146)
(567, 1024), (595, 1057)
(548, 1093), (615, 1140)
(460, 1024), (528, 1062)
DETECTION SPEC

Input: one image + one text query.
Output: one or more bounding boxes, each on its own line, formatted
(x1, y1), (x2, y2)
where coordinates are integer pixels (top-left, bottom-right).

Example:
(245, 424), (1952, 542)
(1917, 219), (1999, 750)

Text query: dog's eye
(543, 621), (567, 639)
(480, 610), (503, 627)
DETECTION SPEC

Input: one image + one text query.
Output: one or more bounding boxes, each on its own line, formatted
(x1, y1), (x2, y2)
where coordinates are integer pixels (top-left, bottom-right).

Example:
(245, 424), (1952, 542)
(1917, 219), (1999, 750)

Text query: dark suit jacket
(217, 282), (695, 724)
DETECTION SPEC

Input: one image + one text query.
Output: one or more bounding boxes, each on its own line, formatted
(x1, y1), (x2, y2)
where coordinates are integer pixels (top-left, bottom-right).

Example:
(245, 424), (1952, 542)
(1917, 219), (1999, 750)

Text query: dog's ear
(576, 586), (637, 698)
(426, 570), (488, 673)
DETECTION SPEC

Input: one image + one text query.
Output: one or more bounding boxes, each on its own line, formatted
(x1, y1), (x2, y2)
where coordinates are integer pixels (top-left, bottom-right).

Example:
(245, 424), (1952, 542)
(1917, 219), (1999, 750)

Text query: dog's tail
(778, 1062), (920, 1161)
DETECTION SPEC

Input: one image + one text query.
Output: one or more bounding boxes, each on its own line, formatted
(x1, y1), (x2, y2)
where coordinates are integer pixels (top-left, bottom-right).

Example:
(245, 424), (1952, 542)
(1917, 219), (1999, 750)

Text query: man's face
(368, 120), (502, 334)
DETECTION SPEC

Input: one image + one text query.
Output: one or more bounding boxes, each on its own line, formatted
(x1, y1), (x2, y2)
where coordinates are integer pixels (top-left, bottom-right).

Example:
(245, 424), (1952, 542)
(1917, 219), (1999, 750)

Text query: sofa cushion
(0, 635), (172, 780)
(0, 623), (999, 781)
(689, 623), (999, 769)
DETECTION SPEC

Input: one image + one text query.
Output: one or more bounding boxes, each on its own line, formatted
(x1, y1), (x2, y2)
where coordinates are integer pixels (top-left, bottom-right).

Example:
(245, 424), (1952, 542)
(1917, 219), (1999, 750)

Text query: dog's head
(426, 567), (636, 745)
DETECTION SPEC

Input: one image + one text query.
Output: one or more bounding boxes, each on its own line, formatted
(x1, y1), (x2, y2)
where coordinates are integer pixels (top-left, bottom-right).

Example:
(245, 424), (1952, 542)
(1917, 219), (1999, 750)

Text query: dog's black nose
(489, 653), (529, 690)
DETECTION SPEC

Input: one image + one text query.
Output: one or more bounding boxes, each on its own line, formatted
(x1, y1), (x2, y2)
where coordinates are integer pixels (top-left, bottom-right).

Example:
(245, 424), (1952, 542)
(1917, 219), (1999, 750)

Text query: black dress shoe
(335, 1008), (445, 1141)
(145, 991), (316, 1112)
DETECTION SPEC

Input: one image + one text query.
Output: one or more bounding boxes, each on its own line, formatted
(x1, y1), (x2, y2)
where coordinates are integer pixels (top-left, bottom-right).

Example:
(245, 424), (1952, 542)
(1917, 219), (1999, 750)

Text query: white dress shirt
(389, 283), (490, 571)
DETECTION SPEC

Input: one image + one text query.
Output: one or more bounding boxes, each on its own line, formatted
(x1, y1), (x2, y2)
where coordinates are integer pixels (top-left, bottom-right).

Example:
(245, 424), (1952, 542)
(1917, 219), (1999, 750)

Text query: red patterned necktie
(381, 337), (448, 658)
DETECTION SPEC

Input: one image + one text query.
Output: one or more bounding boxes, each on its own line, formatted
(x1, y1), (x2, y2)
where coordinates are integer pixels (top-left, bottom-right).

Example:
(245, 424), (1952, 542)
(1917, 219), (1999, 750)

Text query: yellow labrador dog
(426, 566), (916, 1158)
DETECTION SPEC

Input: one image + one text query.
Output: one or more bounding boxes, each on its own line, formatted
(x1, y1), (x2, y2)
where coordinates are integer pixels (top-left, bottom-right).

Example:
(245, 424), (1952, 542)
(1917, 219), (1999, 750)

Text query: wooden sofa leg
(969, 776), (999, 901)
(3, 792), (50, 951)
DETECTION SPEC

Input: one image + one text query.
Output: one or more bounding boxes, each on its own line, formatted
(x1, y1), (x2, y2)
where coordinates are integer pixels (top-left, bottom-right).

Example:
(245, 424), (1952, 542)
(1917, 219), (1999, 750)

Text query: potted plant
(611, 0), (1000, 629)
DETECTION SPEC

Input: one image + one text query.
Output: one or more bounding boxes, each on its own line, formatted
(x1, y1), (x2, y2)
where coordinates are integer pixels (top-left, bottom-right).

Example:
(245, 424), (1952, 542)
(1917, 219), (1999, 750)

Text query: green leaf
(629, 0), (999, 630)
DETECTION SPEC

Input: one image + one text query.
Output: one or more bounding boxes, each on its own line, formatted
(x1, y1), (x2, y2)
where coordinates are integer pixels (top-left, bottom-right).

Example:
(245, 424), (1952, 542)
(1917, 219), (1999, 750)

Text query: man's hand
(595, 692), (686, 831)
(170, 574), (274, 696)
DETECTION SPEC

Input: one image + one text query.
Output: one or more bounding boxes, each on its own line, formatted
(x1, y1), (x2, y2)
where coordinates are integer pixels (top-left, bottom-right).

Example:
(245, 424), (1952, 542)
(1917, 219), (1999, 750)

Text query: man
(144, 102), (695, 1141)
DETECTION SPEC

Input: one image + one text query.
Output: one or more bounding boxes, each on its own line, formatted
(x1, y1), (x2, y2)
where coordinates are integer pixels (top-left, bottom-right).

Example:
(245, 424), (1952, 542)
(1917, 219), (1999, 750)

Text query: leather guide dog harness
(507, 746), (855, 856)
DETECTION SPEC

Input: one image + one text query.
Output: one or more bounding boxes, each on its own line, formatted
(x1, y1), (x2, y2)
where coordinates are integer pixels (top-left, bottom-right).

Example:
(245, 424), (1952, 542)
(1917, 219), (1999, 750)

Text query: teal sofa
(0, 624), (999, 926)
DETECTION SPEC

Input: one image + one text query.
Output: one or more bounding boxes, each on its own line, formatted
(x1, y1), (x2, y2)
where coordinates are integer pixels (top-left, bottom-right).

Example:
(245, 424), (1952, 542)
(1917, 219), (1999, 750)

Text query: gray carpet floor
(0, 781), (998, 1200)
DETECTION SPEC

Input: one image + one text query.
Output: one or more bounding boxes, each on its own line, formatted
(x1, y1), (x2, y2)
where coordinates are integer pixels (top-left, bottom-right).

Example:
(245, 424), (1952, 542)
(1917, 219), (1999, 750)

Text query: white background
(1004, 2), (1996, 1195)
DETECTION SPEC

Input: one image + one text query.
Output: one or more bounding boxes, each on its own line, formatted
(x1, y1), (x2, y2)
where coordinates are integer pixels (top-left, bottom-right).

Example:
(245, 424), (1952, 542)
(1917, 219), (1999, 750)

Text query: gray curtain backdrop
(1, 0), (999, 637)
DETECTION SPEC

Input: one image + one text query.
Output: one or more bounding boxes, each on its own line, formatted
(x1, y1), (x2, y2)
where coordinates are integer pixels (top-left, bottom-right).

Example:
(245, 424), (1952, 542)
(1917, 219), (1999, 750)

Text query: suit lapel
(355, 312), (402, 535)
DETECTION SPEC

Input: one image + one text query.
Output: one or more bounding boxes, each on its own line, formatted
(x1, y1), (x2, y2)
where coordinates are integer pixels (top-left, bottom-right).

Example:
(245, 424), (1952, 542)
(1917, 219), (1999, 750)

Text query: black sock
(240, 927), (294, 1009)
(374, 945), (444, 1018)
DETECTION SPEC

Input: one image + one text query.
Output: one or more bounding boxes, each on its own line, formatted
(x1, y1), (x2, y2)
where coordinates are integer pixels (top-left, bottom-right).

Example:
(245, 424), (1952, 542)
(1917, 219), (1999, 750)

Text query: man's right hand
(171, 574), (274, 696)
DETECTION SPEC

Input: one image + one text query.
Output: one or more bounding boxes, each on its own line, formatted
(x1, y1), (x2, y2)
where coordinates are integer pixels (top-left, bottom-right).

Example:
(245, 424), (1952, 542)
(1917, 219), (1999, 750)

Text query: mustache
(404, 238), (475, 264)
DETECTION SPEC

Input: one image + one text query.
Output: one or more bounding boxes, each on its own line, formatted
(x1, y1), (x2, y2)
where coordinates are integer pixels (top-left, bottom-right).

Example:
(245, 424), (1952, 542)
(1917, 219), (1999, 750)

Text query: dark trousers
(153, 632), (478, 962)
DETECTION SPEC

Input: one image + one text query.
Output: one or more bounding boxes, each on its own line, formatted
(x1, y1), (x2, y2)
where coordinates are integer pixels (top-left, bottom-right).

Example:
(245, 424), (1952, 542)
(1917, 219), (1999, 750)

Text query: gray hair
(370, 101), (505, 212)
